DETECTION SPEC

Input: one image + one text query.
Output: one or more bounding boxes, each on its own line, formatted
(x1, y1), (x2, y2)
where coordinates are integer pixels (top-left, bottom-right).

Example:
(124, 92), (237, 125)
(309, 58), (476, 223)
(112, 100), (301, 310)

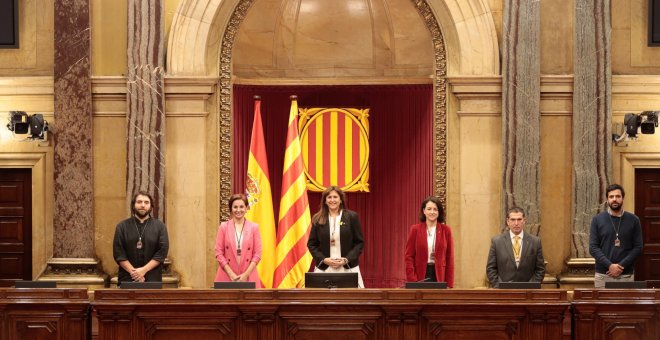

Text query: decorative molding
(0, 76), (54, 95)
(0, 152), (50, 279)
(558, 257), (595, 287)
(39, 257), (108, 289)
(217, 0), (255, 221)
(232, 77), (434, 85)
(411, 0), (448, 202)
(618, 152), (660, 213)
(91, 76), (217, 118)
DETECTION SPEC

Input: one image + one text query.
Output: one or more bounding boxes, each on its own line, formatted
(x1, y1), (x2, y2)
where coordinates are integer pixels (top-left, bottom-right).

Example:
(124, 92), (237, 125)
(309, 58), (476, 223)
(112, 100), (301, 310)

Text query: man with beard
(589, 184), (643, 288)
(113, 191), (169, 285)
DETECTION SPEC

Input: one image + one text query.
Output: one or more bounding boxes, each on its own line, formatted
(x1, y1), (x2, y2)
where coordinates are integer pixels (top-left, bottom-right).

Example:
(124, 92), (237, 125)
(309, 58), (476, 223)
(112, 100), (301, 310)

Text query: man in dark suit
(486, 207), (545, 288)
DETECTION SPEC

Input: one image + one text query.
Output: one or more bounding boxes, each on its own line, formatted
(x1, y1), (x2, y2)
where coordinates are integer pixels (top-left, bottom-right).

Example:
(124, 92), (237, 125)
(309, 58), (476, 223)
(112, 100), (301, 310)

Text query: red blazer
(404, 222), (454, 287)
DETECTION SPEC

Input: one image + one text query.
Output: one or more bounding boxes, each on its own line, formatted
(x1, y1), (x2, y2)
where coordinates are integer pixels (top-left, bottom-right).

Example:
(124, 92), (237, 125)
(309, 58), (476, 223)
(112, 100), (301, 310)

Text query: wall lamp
(613, 111), (659, 144)
(6, 111), (49, 140)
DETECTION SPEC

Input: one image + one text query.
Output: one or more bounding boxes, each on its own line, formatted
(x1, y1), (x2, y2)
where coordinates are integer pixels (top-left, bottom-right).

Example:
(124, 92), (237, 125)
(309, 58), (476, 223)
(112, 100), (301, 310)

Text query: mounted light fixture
(6, 111), (49, 140)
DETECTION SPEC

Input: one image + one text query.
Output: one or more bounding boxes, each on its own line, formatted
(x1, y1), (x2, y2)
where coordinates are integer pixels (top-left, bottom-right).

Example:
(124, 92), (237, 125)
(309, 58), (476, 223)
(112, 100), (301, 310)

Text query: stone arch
(167, 0), (500, 76)
(166, 0), (500, 217)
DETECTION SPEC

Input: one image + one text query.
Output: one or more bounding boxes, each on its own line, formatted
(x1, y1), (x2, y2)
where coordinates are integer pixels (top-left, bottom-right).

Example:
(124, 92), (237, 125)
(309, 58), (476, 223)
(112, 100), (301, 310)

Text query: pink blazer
(214, 219), (262, 287)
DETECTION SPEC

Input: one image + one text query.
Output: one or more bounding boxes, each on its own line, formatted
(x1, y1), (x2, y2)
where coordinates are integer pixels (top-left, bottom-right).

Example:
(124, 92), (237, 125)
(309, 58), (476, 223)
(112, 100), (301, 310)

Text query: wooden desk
(573, 289), (660, 340)
(93, 289), (569, 340)
(0, 288), (89, 339)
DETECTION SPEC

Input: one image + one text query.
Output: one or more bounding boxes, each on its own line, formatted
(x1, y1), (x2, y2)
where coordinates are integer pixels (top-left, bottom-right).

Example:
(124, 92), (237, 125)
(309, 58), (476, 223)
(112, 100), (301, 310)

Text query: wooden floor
(1, 288), (659, 339)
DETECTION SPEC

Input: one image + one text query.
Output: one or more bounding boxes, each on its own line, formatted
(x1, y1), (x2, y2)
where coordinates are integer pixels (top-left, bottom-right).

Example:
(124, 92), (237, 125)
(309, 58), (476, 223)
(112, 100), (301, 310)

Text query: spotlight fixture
(5, 111), (49, 140)
(621, 111), (659, 139)
(640, 111), (659, 134)
(7, 111), (29, 134)
(28, 114), (48, 139)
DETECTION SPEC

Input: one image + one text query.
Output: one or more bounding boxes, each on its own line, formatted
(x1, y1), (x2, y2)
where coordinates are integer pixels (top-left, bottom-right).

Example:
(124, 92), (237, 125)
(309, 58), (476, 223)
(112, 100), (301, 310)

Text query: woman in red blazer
(405, 196), (454, 287)
(215, 194), (262, 287)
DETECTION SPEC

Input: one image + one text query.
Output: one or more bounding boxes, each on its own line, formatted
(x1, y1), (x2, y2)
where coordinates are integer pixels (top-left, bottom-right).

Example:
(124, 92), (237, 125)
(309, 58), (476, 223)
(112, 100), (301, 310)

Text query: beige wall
(2, 0), (660, 288)
(612, 0), (660, 74)
(0, 0), (53, 76)
(91, 0), (179, 76)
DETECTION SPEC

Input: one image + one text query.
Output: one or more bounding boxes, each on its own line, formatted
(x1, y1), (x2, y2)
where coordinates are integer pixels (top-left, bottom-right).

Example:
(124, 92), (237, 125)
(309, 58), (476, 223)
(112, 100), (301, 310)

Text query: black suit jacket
(486, 231), (545, 288)
(307, 209), (364, 270)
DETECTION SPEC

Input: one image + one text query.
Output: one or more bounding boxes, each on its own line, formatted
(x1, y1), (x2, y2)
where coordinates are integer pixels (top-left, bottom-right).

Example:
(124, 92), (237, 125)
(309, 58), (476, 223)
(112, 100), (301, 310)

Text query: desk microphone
(398, 277), (431, 288)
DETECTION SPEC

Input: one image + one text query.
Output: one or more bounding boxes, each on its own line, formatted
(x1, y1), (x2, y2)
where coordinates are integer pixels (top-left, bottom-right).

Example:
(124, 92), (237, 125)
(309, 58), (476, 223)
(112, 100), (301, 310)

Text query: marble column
(126, 0), (166, 220)
(501, 0), (541, 235)
(41, 0), (107, 287)
(120, 0), (177, 288)
(564, 0), (612, 287)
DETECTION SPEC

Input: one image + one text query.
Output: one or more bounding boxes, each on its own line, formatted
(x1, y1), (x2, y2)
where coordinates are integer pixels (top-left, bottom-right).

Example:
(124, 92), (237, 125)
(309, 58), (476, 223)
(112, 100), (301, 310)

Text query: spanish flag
(245, 96), (277, 288)
(273, 95), (313, 288)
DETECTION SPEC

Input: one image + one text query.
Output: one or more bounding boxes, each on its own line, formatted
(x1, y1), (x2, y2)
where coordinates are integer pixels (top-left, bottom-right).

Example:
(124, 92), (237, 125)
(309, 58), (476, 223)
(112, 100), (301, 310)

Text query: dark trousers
(425, 263), (437, 282)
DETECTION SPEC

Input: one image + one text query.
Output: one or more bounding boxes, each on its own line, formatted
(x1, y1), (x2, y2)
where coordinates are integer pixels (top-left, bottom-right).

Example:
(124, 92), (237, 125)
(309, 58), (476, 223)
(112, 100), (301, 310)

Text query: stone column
(40, 0), (107, 288)
(120, 0), (178, 288)
(501, 0), (542, 235)
(563, 0), (612, 288)
(126, 0), (166, 220)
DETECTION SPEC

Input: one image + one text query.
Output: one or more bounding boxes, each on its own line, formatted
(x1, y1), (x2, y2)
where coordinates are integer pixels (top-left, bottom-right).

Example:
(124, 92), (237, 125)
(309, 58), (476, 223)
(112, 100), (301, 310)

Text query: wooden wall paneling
(238, 306), (278, 339)
(382, 306), (420, 340)
(0, 288), (89, 340)
(572, 289), (660, 340)
(93, 305), (134, 340)
(278, 305), (382, 340)
(92, 289), (570, 340)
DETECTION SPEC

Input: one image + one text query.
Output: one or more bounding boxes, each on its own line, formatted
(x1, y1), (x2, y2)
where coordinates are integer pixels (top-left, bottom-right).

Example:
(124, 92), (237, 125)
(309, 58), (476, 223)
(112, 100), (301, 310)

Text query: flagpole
(245, 94), (277, 288)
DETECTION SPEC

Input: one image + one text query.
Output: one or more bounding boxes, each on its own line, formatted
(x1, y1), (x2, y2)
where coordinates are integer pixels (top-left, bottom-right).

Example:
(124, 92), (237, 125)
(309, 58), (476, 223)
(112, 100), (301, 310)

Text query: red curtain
(232, 85), (434, 288)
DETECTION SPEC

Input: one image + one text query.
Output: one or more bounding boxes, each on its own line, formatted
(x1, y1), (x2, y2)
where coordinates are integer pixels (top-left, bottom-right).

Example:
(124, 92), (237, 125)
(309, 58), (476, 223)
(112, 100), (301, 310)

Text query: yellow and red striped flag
(245, 96), (277, 288)
(273, 95), (313, 288)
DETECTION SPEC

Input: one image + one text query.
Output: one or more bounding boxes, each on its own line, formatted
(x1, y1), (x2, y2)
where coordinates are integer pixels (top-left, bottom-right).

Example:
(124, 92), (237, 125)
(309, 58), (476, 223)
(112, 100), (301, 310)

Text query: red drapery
(232, 85), (434, 288)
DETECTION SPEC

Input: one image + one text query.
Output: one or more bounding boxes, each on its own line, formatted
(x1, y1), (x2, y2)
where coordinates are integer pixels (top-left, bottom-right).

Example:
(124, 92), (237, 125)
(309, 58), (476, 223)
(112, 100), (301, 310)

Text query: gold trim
(412, 0), (448, 203)
(218, 0), (256, 221)
(219, 0), (448, 212)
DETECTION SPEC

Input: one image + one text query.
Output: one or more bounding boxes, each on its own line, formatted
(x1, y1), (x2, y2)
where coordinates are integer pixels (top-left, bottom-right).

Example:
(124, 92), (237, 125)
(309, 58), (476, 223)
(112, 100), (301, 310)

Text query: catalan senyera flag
(245, 97), (277, 288)
(273, 95), (313, 288)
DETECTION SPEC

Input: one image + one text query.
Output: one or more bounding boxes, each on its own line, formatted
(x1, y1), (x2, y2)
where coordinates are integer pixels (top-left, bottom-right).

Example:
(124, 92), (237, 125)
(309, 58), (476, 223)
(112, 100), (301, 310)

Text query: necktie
(513, 235), (521, 263)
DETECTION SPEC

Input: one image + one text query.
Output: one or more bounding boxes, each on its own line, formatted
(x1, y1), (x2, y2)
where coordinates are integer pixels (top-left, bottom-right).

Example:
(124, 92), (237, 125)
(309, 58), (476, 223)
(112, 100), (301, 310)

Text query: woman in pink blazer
(404, 196), (454, 287)
(215, 194), (262, 287)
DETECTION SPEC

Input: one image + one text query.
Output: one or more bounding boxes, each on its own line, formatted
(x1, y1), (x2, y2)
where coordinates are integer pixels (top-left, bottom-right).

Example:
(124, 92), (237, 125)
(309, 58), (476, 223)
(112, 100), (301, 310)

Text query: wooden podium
(0, 288), (88, 339)
(573, 288), (660, 340)
(92, 289), (569, 340)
